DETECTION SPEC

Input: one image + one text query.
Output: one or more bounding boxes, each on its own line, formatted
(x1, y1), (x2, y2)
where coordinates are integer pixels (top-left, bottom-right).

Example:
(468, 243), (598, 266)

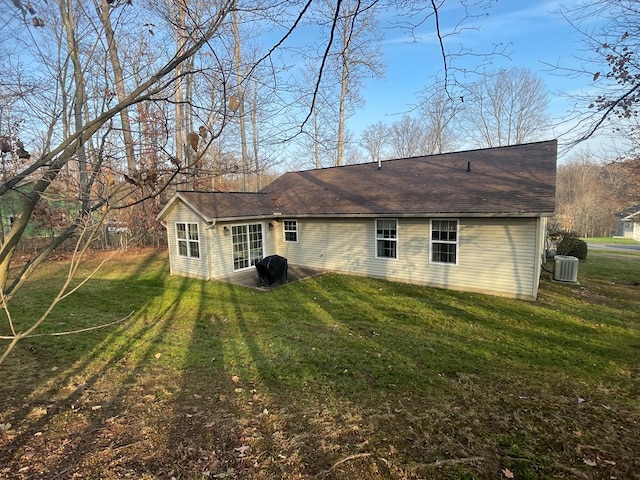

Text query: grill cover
(255, 255), (288, 286)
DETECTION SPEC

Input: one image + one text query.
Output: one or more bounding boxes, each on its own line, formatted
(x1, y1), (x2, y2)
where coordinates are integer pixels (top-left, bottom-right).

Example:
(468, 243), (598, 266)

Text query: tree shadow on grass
(192, 276), (422, 479)
(151, 273), (249, 478)
(3, 254), (638, 479)
(180, 272), (640, 479)
(0, 250), (207, 478)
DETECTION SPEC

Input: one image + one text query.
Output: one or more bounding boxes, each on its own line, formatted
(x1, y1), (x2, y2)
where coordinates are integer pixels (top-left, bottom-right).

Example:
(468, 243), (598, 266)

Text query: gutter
(271, 212), (556, 219)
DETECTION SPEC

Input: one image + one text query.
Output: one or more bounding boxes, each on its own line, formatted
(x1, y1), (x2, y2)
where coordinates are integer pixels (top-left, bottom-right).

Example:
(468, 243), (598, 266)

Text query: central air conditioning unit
(553, 255), (579, 283)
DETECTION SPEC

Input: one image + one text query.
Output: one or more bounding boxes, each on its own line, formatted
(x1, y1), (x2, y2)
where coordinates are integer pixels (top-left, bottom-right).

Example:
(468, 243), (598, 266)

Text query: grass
(582, 236), (640, 245)
(1, 249), (639, 479)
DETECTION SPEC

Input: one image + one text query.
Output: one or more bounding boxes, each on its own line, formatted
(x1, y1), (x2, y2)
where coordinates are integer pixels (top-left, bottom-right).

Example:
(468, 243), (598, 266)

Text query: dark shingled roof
(615, 204), (640, 220)
(170, 191), (274, 221)
(261, 140), (557, 217)
(161, 140), (557, 221)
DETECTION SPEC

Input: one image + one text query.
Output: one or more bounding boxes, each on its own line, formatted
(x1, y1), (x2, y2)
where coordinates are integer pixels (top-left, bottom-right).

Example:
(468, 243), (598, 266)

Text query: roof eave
(275, 211), (555, 219)
(156, 192), (213, 222)
(214, 213), (278, 223)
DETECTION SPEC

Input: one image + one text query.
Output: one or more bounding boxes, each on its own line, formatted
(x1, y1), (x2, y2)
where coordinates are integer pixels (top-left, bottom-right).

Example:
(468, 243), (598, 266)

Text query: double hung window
(176, 222), (200, 258)
(376, 219), (397, 258)
(431, 219), (458, 264)
(283, 220), (298, 242)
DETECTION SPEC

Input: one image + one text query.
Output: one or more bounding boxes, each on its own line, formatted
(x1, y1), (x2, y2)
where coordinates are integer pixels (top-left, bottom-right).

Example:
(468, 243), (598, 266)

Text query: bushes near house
(550, 230), (588, 260)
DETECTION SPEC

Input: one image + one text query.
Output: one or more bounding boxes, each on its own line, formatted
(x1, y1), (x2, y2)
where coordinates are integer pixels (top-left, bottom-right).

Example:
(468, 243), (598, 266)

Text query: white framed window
(376, 219), (397, 259)
(430, 219), (458, 264)
(232, 223), (264, 270)
(176, 222), (200, 258)
(283, 220), (298, 242)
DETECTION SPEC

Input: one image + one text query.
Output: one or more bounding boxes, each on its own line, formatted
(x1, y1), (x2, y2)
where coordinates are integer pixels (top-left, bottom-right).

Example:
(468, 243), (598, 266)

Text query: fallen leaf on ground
(235, 445), (250, 457)
(213, 468), (235, 478)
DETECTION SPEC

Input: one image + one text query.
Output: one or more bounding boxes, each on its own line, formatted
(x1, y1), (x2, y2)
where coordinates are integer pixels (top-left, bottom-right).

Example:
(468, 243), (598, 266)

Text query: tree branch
(0, 311), (134, 339)
(578, 83), (640, 142)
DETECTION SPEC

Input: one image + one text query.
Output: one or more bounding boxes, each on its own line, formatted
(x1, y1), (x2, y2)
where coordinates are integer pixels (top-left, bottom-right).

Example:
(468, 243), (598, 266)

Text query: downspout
(533, 217), (547, 299)
(206, 221), (217, 280)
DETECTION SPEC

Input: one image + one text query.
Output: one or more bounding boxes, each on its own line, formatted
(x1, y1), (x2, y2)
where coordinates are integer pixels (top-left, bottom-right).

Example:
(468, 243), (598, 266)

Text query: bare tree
(360, 91), (461, 162)
(360, 121), (389, 163)
(389, 114), (427, 158)
(559, 0), (640, 152)
(331, 0), (384, 166)
(291, 59), (340, 169)
(230, 8), (251, 191)
(601, 156), (640, 205)
(293, 0), (383, 168)
(462, 67), (549, 147)
(555, 152), (626, 237)
(94, 0), (137, 174)
(420, 90), (462, 154)
(0, 0), (318, 361)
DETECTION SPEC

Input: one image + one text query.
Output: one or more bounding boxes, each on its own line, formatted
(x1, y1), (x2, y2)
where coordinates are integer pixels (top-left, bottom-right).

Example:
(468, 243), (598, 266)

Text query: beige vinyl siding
(165, 202), (209, 279)
(271, 220), (282, 244)
(274, 218), (370, 272)
(207, 224), (229, 278)
(276, 217), (541, 300)
(453, 218), (539, 299)
(264, 222), (277, 256)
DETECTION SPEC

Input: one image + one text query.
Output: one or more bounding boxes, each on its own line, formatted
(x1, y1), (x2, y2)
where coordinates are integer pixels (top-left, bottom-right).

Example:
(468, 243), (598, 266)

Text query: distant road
(587, 243), (640, 253)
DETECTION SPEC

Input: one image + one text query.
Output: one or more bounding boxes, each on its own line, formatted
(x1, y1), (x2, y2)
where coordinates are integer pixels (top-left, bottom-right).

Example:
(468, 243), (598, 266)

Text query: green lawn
(582, 236), (640, 244)
(1, 250), (639, 479)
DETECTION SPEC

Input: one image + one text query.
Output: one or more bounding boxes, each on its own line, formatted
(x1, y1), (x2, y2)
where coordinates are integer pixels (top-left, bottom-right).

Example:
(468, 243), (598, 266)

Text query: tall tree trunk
(96, 0), (136, 174)
(172, 0), (187, 188)
(185, 55), (195, 183)
(59, 0), (90, 211)
(232, 9), (249, 192)
(251, 77), (260, 190)
(336, 12), (350, 167)
(313, 107), (320, 168)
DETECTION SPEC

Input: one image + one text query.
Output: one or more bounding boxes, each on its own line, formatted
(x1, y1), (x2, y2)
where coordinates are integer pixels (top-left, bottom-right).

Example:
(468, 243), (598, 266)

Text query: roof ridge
(280, 139), (558, 174)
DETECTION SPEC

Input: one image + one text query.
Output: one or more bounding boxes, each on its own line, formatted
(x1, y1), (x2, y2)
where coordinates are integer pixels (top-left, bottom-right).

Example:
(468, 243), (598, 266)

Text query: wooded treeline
(555, 155), (640, 237)
(0, 0), (394, 263)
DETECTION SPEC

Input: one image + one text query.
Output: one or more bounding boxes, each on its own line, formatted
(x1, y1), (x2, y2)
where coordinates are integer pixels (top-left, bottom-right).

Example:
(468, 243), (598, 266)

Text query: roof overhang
(213, 214), (279, 223)
(156, 192), (215, 223)
(268, 212), (555, 219)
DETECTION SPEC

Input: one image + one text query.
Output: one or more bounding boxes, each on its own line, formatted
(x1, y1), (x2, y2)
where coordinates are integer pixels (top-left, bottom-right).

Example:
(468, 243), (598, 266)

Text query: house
(157, 140), (557, 300)
(613, 204), (640, 241)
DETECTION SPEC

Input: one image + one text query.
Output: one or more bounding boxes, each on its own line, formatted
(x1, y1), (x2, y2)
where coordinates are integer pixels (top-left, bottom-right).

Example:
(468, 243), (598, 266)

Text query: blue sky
(348, 0), (611, 158)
